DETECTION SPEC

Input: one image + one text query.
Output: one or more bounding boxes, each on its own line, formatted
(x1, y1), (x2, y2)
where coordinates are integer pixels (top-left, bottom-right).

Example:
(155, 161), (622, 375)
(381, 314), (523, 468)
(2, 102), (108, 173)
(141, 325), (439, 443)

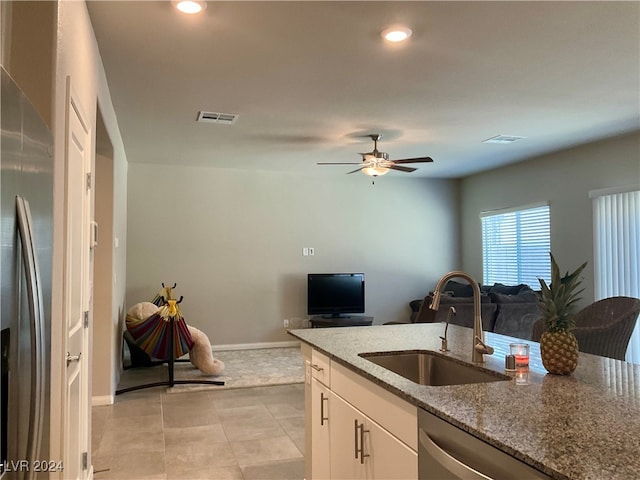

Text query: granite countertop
(289, 323), (640, 480)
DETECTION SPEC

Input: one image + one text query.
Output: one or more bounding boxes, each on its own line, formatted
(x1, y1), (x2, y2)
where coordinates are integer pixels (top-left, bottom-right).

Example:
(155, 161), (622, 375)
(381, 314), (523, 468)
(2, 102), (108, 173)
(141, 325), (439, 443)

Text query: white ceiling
(87, 1), (640, 178)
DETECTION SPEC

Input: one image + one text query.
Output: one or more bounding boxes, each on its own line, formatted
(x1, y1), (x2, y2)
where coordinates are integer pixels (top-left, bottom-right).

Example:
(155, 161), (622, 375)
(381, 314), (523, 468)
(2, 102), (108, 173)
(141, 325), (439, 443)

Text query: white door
(62, 78), (92, 480)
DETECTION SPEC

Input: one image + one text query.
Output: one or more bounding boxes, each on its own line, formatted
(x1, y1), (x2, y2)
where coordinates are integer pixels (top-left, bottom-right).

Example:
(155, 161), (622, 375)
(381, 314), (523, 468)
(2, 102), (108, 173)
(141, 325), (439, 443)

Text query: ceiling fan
(318, 134), (434, 178)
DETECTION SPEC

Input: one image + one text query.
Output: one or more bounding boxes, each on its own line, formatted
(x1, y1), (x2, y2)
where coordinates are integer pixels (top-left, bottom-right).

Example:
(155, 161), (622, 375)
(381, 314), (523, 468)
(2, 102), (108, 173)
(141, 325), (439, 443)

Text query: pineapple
(537, 253), (587, 375)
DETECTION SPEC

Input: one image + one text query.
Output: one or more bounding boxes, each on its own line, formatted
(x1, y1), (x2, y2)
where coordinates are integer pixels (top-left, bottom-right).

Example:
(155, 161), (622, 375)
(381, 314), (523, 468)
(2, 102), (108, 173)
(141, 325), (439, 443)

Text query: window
(481, 204), (551, 287)
(591, 186), (640, 363)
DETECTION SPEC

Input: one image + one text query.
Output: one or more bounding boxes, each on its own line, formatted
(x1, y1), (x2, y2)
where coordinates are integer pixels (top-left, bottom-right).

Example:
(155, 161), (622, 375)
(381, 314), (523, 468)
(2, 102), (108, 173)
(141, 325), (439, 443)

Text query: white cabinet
(329, 392), (366, 480)
(307, 347), (332, 480)
(304, 346), (418, 480)
(311, 378), (331, 479)
(330, 392), (417, 480)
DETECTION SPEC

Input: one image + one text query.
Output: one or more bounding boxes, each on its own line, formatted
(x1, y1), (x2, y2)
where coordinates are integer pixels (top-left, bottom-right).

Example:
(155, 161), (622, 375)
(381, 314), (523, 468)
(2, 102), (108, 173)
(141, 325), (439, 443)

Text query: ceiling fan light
(174, 0), (206, 14)
(362, 166), (390, 177)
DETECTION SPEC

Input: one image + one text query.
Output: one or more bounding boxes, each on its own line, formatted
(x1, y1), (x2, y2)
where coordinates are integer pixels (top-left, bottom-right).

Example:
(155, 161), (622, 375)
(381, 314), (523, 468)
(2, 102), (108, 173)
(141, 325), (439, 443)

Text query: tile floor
(91, 383), (305, 480)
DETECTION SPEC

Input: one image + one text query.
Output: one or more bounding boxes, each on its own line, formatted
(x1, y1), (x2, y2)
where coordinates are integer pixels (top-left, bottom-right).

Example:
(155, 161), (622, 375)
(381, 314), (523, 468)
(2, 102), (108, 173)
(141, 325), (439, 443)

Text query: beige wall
(460, 131), (640, 306)
(93, 151), (114, 399)
(0, 2), (11, 67)
(126, 166), (459, 346)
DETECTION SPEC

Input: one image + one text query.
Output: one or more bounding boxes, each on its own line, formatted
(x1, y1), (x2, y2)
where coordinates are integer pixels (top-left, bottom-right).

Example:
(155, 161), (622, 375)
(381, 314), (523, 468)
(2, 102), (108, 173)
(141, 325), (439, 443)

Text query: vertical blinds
(592, 188), (640, 363)
(481, 204), (551, 287)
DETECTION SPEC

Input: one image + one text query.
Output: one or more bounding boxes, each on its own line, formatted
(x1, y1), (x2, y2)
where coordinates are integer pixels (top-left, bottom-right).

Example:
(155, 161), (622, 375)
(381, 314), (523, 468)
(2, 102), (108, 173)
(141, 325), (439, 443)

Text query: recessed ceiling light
(174, 1), (206, 14)
(381, 26), (412, 43)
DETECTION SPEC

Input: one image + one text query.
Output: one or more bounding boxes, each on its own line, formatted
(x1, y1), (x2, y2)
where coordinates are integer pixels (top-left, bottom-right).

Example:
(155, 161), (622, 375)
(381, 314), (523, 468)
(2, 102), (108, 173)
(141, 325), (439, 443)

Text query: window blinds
(591, 188), (640, 363)
(481, 204), (551, 287)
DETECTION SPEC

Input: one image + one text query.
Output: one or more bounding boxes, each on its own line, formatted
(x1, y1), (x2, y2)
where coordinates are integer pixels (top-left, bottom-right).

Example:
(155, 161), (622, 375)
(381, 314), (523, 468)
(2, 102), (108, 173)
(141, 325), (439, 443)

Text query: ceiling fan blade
(389, 165), (417, 173)
(392, 157), (434, 164)
(317, 162), (363, 165)
(347, 167), (365, 174)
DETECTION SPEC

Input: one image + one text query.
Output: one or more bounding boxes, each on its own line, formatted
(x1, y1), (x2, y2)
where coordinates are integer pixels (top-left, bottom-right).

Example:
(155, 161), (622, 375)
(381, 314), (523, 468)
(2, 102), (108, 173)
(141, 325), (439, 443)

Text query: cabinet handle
(320, 392), (329, 426)
(310, 364), (324, 372)
(354, 419), (359, 459)
(354, 419), (370, 464)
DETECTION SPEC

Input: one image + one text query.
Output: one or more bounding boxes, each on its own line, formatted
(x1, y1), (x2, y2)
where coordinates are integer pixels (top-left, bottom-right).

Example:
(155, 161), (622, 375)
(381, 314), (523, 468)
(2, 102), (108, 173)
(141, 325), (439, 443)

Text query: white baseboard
(212, 340), (300, 352)
(92, 395), (114, 406)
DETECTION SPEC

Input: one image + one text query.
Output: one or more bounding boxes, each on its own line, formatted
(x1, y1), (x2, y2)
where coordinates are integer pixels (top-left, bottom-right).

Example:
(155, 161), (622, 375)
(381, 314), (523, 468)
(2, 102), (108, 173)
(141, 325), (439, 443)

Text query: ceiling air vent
(196, 111), (239, 125)
(482, 135), (526, 144)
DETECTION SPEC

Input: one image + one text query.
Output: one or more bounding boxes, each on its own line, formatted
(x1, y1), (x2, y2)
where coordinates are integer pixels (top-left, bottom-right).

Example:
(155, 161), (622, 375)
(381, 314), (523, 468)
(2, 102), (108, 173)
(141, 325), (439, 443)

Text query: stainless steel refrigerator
(1, 67), (53, 480)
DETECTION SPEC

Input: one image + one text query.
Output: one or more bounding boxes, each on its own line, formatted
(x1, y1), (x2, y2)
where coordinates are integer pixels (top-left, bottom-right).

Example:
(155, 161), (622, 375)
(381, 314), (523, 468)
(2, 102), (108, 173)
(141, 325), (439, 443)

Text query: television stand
(310, 316), (373, 328)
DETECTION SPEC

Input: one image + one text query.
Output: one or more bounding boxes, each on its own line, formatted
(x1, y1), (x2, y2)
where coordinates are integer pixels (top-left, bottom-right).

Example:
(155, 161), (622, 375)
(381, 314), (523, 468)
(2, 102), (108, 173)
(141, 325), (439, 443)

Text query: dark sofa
(407, 281), (541, 341)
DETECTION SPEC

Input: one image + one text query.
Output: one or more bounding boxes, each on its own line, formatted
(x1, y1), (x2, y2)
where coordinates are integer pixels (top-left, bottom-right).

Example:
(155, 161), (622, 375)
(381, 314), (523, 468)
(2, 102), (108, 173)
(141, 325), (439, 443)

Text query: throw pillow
(443, 280), (477, 297)
(440, 294), (491, 304)
(489, 283), (534, 295)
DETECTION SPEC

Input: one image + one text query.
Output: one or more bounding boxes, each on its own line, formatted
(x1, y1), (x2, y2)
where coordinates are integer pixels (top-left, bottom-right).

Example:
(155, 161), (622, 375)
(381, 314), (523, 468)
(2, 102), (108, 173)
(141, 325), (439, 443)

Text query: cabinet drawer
(311, 349), (331, 387)
(332, 361), (417, 451)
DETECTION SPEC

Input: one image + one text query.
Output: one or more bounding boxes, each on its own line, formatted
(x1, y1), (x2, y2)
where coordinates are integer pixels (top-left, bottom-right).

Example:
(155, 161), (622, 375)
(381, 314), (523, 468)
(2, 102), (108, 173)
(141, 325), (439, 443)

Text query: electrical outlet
(290, 317), (303, 328)
(302, 247), (309, 256)
(283, 318), (290, 328)
(309, 247), (315, 256)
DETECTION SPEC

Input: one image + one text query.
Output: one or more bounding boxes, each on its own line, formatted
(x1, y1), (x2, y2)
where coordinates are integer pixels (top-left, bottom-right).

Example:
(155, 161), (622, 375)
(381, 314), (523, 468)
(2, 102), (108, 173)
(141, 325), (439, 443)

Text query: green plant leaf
(538, 254), (588, 332)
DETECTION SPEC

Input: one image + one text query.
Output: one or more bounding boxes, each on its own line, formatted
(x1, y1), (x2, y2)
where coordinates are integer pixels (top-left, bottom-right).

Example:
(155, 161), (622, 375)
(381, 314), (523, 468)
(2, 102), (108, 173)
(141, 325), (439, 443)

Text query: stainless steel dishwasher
(418, 408), (552, 479)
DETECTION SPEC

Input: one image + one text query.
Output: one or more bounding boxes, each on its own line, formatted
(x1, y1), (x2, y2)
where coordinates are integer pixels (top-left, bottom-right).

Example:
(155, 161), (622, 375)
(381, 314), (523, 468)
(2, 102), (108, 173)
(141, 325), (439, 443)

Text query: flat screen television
(307, 273), (365, 318)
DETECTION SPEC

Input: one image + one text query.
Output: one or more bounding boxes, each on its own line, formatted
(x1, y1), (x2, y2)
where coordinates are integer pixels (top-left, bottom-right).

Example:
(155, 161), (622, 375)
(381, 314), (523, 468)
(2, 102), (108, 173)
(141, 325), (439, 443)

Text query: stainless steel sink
(359, 350), (510, 386)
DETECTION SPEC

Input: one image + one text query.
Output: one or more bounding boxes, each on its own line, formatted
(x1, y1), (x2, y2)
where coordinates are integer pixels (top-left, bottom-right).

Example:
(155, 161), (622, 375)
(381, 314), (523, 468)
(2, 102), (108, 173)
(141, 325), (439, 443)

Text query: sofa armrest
(490, 291), (541, 340)
(493, 304), (541, 340)
(409, 299), (424, 323)
(414, 296), (436, 323)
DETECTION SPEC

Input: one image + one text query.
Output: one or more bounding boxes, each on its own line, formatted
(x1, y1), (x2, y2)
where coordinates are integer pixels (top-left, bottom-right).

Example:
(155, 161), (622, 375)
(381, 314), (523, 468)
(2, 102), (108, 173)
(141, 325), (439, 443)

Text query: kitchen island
(289, 323), (640, 480)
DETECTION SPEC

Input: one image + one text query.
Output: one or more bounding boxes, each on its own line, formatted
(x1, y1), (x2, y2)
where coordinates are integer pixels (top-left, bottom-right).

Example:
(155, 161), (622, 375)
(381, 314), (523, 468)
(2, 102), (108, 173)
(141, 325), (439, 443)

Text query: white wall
(460, 131), (640, 305)
(126, 165), (459, 346)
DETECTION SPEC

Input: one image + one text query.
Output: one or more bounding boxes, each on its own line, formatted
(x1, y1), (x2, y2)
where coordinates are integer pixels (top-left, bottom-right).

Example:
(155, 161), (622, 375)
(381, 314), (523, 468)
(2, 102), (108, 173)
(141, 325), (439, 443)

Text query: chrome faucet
(429, 271), (494, 363)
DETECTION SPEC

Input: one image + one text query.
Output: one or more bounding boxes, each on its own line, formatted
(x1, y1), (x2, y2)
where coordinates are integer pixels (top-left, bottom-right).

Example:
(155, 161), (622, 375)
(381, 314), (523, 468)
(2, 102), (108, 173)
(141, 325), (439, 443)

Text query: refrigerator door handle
(16, 195), (46, 480)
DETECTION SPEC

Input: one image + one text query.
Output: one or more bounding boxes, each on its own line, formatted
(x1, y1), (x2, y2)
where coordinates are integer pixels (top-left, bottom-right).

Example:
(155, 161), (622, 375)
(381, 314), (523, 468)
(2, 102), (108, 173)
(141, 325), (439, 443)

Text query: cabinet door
(330, 392), (417, 480)
(311, 378), (331, 480)
(330, 393), (367, 480)
(365, 416), (417, 480)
